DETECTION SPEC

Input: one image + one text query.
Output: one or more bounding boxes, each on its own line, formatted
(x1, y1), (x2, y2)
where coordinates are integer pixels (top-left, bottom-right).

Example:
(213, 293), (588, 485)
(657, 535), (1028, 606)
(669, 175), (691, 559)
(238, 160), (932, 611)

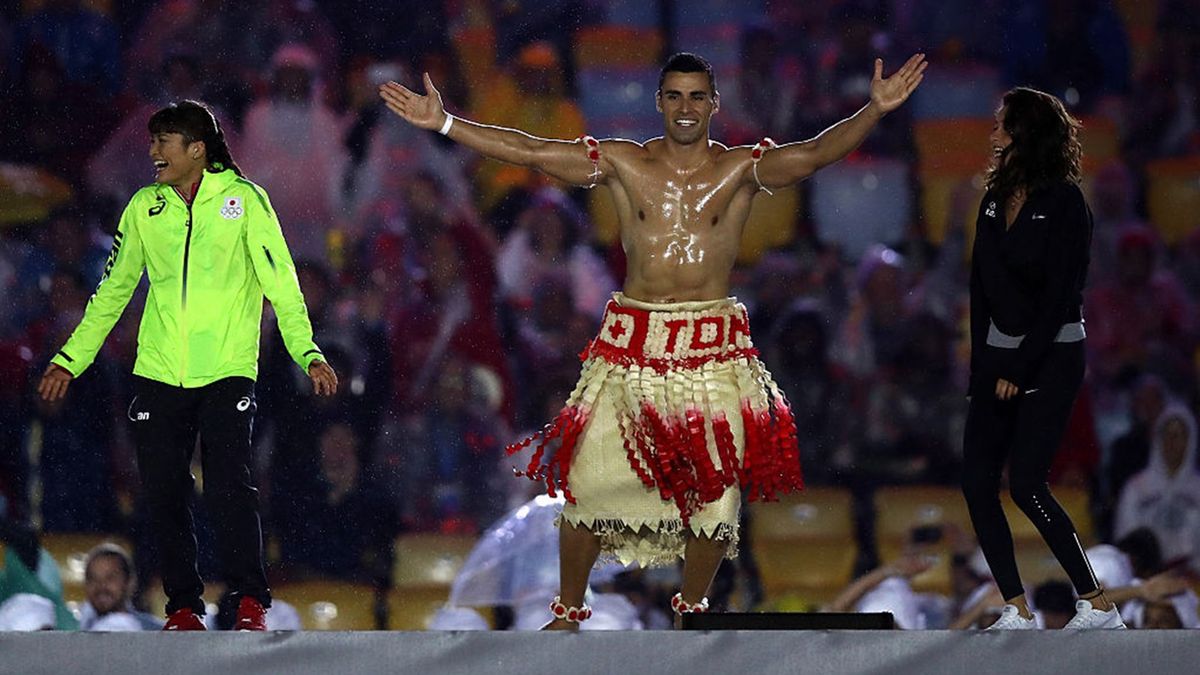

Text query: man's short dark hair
(658, 52), (716, 94)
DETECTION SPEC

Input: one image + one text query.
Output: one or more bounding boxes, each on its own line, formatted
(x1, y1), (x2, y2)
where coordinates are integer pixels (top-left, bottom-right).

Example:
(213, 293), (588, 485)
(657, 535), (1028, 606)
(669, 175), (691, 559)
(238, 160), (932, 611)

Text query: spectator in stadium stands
(1087, 161), (1147, 284)
(1123, 2), (1200, 163)
(497, 188), (616, 322)
(0, 43), (115, 186)
(831, 245), (912, 383)
(1032, 580), (1076, 629)
(1127, 594), (1199, 629)
(1103, 375), (1169, 527)
(383, 178), (512, 420)
(0, 593), (57, 631)
(89, 53), (226, 209)
(468, 41), (585, 212)
(239, 44), (347, 261)
(32, 269), (121, 533)
(1085, 226), (1195, 387)
(747, 253), (807, 340)
(9, 0), (121, 97)
(337, 61), (472, 228)
(79, 543), (162, 631)
(1115, 403), (1200, 574)
(764, 301), (848, 484)
(392, 357), (506, 533)
(715, 23), (802, 147)
(824, 552), (935, 629)
(508, 270), (596, 426)
(277, 423), (397, 586)
(0, 517), (78, 629)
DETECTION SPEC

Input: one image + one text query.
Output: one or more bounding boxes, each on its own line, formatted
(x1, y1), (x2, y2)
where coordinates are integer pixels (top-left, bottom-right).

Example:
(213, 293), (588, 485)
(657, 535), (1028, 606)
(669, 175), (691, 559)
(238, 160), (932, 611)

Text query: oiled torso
(606, 140), (757, 303)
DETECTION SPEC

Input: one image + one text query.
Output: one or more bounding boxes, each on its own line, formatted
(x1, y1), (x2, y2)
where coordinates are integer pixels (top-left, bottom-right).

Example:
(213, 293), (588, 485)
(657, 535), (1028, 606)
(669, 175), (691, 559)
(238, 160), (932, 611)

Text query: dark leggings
(961, 342), (1099, 601)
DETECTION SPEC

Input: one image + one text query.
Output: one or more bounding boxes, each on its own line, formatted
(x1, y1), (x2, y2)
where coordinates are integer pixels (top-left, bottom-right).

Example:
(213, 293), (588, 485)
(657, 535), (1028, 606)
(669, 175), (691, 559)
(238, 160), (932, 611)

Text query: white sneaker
(1064, 600), (1127, 630)
(985, 604), (1037, 630)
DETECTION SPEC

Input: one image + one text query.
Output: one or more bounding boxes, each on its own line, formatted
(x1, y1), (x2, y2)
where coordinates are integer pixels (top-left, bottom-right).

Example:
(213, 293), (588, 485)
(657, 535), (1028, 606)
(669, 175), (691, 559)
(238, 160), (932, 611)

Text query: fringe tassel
(558, 513), (740, 568)
(507, 353), (804, 525)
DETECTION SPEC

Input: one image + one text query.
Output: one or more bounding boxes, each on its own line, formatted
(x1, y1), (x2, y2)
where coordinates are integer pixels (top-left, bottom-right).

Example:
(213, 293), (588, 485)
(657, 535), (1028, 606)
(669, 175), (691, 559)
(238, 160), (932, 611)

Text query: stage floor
(1, 629), (1195, 675)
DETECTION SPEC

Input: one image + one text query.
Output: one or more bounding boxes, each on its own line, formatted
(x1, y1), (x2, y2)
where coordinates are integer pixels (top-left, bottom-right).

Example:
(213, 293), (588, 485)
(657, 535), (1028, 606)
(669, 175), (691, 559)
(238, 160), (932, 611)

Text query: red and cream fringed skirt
(507, 293), (803, 567)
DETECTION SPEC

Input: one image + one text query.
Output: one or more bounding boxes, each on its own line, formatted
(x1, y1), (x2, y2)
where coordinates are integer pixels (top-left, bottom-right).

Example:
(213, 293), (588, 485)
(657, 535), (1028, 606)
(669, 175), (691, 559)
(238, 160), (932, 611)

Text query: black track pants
(130, 376), (270, 615)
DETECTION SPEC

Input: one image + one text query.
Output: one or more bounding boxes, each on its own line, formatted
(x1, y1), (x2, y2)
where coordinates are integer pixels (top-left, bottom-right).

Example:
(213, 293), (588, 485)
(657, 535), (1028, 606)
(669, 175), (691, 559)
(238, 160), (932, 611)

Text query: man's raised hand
(379, 72), (447, 131)
(870, 53), (928, 114)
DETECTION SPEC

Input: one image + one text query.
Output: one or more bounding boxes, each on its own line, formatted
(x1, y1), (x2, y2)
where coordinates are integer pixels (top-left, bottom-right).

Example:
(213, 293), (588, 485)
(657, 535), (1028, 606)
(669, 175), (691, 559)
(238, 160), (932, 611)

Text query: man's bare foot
(540, 618), (580, 632)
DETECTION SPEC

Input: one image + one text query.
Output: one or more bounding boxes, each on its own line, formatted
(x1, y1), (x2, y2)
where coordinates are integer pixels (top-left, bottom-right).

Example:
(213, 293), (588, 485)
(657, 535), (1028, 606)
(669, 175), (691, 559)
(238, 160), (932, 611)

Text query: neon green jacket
(51, 167), (323, 387)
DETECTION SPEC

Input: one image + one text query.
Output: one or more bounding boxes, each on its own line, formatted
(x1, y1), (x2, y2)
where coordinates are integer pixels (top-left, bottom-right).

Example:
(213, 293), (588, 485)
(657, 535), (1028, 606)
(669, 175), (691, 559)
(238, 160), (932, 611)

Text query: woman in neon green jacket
(37, 100), (337, 631)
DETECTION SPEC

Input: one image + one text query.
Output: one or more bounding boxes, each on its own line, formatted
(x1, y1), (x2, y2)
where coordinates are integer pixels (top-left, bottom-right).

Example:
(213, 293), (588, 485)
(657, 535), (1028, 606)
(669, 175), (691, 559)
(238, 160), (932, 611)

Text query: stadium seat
(39, 533), (132, 602)
(749, 488), (857, 602)
(392, 534), (477, 590)
(1145, 156), (1200, 245)
(388, 588), (453, 630)
(1012, 541), (1071, 587)
(753, 538), (858, 599)
(872, 485), (973, 548)
(1078, 116), (1121, 175)
(1000, 485), (1095, 545)
(748, 487), (856, 542)
(273, 580), (379, 630)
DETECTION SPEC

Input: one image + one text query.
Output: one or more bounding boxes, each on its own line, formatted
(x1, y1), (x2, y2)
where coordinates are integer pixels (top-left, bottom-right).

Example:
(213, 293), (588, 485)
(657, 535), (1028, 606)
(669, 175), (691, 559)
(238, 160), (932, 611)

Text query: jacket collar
(157, 167), (240, 206)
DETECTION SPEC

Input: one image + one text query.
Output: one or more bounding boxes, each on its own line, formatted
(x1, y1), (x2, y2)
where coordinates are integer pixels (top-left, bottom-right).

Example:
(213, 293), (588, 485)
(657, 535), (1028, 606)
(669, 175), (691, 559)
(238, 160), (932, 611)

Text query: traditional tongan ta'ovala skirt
(507, 292), (803, 567)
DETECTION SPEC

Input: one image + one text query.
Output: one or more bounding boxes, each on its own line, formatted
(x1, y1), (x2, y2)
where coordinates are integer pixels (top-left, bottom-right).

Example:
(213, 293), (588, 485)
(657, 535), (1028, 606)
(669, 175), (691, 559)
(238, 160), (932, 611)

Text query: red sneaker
(163, 608), (206, 631)
(234, 596), (268, 631)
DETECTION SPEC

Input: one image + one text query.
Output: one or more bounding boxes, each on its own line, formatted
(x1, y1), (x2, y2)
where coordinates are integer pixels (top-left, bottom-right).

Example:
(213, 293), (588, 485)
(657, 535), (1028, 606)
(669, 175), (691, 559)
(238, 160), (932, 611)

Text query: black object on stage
(681, 612), (895, 630)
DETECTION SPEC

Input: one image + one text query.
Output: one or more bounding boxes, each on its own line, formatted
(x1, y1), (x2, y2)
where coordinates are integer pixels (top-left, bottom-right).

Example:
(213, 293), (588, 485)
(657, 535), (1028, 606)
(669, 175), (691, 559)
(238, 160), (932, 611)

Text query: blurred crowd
(1, 0), (1199, 630)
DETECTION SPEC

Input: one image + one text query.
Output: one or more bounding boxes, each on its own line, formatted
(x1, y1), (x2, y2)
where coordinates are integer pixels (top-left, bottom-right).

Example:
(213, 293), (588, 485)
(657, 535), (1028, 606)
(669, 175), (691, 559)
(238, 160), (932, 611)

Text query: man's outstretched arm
(379, 73), (616, 186)
(750, 53), (927, 190)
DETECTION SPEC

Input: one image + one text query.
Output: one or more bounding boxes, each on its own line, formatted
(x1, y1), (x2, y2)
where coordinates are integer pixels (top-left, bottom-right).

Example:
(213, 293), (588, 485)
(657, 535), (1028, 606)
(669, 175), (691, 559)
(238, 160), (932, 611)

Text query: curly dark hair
(985, 87), (1082, 200)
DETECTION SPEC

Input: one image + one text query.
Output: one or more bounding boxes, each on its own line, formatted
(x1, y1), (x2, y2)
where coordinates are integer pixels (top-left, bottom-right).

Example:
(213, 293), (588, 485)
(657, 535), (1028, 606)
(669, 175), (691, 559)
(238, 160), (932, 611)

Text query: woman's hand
(995, 378), (1018, 401)
(37, 363), (74, 401)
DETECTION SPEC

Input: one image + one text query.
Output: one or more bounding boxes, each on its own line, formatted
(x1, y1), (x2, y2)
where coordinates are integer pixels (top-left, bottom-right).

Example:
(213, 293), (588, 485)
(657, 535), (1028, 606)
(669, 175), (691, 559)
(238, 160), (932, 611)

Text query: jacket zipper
(177, 192), (195, 385)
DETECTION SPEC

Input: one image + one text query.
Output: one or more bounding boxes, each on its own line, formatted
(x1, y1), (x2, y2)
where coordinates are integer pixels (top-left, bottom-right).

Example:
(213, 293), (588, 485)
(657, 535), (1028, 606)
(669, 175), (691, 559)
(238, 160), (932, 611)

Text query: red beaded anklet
(670, 593), (710, 615)
(549, 596), (593, 623)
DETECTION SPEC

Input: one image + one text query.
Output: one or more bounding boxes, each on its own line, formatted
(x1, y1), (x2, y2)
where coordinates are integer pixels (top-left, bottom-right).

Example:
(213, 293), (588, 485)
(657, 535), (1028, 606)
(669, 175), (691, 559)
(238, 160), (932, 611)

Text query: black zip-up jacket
(969, 181), (1092, 394)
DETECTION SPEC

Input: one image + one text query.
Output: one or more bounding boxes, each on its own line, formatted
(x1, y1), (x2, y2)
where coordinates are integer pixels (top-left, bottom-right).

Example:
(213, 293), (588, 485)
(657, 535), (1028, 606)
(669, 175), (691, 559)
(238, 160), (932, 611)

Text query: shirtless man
(380, 51), (926, 629)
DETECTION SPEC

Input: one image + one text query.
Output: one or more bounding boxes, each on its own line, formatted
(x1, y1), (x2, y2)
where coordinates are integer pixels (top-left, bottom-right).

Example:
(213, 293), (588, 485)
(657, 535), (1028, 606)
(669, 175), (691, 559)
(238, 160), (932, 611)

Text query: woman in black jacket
(962, 87), (1124, 630)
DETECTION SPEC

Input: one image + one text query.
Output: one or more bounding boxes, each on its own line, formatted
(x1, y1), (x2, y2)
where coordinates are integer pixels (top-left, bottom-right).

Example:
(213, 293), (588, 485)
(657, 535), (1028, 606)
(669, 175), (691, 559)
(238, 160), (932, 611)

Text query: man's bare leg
(675, 533), (727, 629)
(543, 522), (603, 631)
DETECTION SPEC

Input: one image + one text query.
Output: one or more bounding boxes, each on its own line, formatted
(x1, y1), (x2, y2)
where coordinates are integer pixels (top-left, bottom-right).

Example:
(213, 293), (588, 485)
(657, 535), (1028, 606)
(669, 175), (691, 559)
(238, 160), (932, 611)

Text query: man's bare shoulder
(710, 140), (758, 163)
(597, 138), (650, 159)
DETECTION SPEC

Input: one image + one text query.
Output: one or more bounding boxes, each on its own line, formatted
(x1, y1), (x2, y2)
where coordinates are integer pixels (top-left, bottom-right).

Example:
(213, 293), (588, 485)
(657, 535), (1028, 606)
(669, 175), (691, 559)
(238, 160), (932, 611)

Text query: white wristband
(438, 114), (455, 135)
